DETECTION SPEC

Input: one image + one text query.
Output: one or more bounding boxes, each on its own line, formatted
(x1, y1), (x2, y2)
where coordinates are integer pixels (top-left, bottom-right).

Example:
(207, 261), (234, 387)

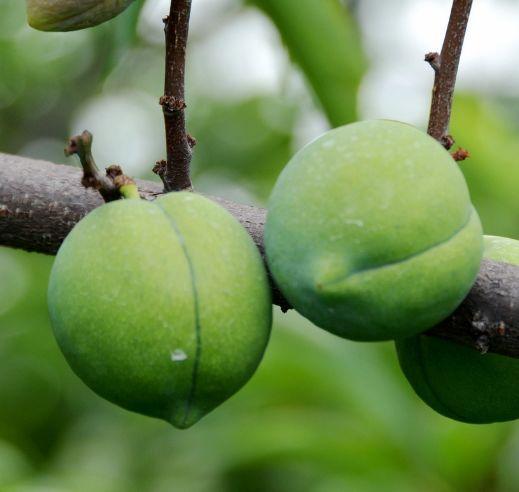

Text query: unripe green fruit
(396, 235), (519, 424)
(48, 192), (272, 429)
(26, 0), (135, 32)
(265, 120), (483, 341)
(484, 235), (519, 265)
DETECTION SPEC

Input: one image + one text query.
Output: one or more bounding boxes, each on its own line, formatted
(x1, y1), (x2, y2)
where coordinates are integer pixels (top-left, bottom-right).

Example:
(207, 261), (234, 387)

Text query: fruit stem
(107, 165), (141, 200)
(65, 131), (140, 202)
(119, 184), (141, 200)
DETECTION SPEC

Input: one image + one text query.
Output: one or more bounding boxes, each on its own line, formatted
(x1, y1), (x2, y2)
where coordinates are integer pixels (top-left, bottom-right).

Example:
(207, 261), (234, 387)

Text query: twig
(158, 0), (194, 192)
(426, 0), (473, 149)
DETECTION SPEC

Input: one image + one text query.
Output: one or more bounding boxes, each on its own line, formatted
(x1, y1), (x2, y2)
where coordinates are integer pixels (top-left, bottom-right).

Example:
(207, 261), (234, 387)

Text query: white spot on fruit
(171, 349), (188, 362)
(323, 139), (335, 149)
(345, 219), (364, 227)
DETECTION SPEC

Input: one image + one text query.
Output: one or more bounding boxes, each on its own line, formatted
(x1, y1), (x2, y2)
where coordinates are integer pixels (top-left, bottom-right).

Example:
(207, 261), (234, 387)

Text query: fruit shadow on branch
(1, 152), (518, 357)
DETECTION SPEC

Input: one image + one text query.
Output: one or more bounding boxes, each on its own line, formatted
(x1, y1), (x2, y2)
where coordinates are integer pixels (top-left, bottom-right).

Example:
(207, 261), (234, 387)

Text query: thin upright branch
(426, 0), (473, 149)
(158, 0), (194, 192)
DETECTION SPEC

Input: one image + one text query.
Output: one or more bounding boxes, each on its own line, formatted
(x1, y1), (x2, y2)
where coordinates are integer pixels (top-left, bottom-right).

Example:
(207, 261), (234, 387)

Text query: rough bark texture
(428, 259), (519, 357)
(427, 0), (473, 147)
(159, 0), (193, 191)
(1, 152), (518, 356)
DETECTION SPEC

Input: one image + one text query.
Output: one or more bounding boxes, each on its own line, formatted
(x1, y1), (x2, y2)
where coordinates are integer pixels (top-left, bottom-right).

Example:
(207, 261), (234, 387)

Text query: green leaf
(249, 0), (367, 127)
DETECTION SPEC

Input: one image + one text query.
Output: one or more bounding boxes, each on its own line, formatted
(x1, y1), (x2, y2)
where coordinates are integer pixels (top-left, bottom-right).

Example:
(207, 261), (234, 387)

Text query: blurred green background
(1, 0), (519, 490)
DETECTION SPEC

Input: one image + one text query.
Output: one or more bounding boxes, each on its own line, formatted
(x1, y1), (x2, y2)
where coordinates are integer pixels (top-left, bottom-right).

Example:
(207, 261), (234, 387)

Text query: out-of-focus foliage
(452, 96), (519, 238)
(0, 0), (519, 491)
(0, 248), (512, 492)
(249, 0), (366, 127)
(0, 0), (144, 154)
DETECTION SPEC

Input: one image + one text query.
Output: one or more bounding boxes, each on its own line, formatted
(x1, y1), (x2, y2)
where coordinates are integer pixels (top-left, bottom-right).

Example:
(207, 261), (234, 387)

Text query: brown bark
(427, 0), (473, 148)
(159, 0), (194, 191)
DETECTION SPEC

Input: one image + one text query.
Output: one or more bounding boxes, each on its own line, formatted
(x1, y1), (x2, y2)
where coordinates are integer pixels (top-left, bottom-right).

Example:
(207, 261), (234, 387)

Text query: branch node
(497, 321), (507, 337)
(153, 160), (167, 180)
(106, 165), (123, 179)
(476, 335), (490, 355)
(187, 134), (197, 148)
(0, 205), (10, 217)
(451, 147), (470, 161)
(160, 95), (187, 114)
(471, 311), (487, 333)
(425, 52), (441, 73)
(441, 134), (455, 150)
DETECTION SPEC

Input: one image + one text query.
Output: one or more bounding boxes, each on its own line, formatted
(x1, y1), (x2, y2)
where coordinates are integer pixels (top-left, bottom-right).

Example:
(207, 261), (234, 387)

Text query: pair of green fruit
(264, 120), (519, 424)
(265, 121), (519, 424)
(49, 120), (516, 428)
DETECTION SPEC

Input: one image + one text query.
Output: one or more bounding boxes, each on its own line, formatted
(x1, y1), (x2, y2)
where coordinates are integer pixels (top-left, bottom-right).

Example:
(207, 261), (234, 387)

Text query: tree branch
(158, 0), (194, 192)
(1, 153), (518, 356)
(429, 259), (519, 358)
(426, 0), (473, 149)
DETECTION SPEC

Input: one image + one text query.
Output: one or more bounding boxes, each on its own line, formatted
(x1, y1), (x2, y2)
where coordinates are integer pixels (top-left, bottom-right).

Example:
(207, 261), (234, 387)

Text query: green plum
(265, 120), (483, 341)
(484, 235), (519, 264)
(48, 192), (272, 429)
(396, 235), (519, 424)
(26, 0), (135, 32)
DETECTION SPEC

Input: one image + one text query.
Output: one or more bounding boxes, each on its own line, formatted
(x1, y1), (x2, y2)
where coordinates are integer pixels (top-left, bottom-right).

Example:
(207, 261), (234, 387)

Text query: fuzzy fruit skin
(265, 120), (483, 341)
(48, 192), (272, 429)
(26, 0), (135, 32)
(396, 235), (519, 424)
(483, 235), (519, 265)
